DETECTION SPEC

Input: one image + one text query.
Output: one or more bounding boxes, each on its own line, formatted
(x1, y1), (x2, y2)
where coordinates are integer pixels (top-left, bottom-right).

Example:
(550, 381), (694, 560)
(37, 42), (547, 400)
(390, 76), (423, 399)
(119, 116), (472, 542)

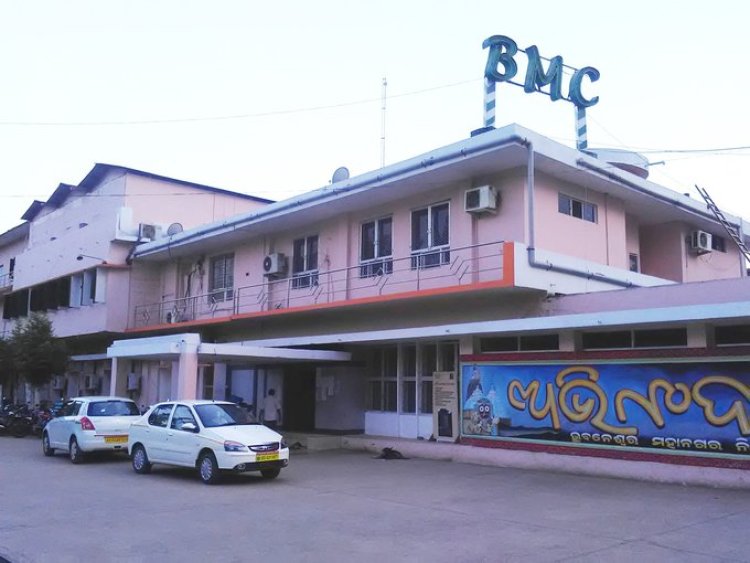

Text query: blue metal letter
(482, 35), (518, 83)
(569, 66), (600, 108)
(523, 45), (563, 101)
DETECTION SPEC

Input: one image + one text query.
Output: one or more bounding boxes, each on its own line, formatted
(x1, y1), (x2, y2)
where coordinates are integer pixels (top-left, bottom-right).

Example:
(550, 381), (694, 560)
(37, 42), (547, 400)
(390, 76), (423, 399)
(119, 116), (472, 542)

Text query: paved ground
(0, 436), (749, 563)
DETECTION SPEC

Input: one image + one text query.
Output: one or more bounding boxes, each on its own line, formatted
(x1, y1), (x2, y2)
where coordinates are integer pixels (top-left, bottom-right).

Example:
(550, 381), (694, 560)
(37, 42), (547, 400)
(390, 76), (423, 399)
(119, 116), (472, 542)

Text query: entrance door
(283, 367), (316, 431)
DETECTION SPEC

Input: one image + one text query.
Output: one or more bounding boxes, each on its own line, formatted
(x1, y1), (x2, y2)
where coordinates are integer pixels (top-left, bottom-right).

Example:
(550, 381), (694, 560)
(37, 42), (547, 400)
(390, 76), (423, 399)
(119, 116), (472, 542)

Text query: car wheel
(69, 436), (84, 464)
(132, 444), (152, 474)
(198, 452), (222, 485)
(260, 468), (281, 480)
(42, 432), (55, 457)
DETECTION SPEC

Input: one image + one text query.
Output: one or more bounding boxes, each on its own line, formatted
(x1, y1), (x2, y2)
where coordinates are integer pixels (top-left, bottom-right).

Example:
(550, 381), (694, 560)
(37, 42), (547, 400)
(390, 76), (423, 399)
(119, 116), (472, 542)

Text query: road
(0, 436), (748, 563)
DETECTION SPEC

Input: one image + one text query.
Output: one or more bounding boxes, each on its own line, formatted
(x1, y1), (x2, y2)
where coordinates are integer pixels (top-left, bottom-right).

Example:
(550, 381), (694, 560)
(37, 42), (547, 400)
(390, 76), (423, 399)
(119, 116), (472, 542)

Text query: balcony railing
(0, 272), (13, 291)
(132, 240), (507, 328)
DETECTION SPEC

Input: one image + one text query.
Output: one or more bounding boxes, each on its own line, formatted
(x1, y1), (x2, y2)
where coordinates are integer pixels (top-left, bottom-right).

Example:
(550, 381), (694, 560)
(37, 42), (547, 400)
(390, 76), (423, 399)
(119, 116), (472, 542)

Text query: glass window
(715, 324), (750, 345)
(559, 193), (597, 223)
(292, 235), (319, 289)
(411, 203), (450, 269)
(633, 328), (687, 348)
(629, 253), (639, 273)
(582, 331), (632, 349)
(148, 404), (174, 428)
(519, 334), (559, 351)
(711, 235), (726, 252)
(170, 405), (197, 430)
(367, 347), (398, 412)
(87, 400), (139, 417)
(209, 254), (234, 302)
(360, 218), (393, 278)
(195, 403), (256, 427)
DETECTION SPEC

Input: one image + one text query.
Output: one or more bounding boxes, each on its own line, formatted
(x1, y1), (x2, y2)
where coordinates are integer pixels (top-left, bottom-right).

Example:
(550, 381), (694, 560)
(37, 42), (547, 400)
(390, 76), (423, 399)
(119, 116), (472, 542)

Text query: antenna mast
(380, 77), (387, 168)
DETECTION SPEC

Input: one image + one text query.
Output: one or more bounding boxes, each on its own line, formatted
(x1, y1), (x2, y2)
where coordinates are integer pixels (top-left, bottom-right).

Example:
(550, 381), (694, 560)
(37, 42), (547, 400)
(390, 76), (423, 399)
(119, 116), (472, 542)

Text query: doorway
(283, 366), (316, 431)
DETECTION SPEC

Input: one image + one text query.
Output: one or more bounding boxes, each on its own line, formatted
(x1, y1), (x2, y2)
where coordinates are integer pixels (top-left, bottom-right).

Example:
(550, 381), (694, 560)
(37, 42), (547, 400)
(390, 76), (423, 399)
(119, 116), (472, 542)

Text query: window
(209, 254), (234, 303)
(292, 235), (319, 289)
(170, 405), (197, 430)
(629, 253), (639, 273)
(360, 217), (393, 278)
(87, 400), (139, 417)
(367, 347), (397, 412)
(411, 202), (450, 269)
(559, 193), (597, 223)
(715, 324), (750, 345)
(148, 404), (174, 428)
(401, 345), (416, 413)
(582, 328), (687, 349)
(711, 235), (727, 252)
(479, 334), (559, 352)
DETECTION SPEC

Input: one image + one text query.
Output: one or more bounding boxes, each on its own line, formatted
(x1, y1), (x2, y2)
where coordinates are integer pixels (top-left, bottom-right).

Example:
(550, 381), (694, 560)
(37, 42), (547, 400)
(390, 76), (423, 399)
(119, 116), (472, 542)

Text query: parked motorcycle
(0, 404), (34, 438)
(31, 407), (53, 436)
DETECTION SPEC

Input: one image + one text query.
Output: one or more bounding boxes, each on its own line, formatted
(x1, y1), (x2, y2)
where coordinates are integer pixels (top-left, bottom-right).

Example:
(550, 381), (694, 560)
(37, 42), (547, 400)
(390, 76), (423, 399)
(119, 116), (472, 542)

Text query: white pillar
(175, 335), (201, 400)
(109, 357), (119, 396)
(213, 363), (227, 401)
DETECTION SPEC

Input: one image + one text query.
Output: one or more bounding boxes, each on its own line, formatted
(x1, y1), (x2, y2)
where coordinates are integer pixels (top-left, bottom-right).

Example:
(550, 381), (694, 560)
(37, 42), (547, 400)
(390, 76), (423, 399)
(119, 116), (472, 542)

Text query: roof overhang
(132, 123), (750, 262)
(107, 333), (351, 364)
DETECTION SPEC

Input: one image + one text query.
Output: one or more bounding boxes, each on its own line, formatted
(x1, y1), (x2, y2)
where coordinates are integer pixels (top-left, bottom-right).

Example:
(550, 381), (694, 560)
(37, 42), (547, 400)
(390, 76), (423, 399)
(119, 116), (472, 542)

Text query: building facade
(97, 125), (748, 468)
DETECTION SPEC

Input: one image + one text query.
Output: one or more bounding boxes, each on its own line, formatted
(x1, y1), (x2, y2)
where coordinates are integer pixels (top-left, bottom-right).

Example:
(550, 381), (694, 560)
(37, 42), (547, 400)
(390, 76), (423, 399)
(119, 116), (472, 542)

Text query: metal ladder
(695, 185), (750, 263)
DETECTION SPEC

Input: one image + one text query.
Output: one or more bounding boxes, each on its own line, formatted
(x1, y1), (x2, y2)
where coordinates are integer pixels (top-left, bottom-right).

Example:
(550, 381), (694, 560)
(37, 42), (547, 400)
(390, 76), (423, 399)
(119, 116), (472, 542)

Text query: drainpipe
(524, 140), (635, 289)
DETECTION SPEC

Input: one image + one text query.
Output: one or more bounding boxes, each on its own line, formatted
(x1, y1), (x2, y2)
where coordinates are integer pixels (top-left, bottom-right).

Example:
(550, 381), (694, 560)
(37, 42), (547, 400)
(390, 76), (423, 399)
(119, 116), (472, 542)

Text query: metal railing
(0, 272), (13, 290)
(132, 240), (506, 328)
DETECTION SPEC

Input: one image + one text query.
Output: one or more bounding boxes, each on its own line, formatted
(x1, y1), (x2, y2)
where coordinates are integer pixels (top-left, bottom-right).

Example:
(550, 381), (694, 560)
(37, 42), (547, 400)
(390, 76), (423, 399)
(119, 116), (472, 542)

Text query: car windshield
(86, 400), (140, 417)
(194, 403), (256, 427)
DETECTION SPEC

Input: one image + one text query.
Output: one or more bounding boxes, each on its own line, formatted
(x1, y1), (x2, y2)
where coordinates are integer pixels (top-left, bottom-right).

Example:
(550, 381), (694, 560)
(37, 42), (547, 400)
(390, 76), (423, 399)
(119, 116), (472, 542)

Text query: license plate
(256, 452), (279, 462)
(104, 435), (128, 444)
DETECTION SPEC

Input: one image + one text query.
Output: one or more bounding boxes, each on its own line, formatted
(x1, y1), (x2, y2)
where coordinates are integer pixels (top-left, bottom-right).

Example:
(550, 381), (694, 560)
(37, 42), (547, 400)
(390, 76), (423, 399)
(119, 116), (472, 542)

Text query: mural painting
(461, 361), (750, 457)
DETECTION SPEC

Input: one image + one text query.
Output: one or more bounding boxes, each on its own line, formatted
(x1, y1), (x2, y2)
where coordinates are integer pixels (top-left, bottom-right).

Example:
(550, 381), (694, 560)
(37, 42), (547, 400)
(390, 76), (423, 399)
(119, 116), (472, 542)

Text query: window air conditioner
(263, 253), (288, 277)
(138, 223), (157, 242)
(464, 185), (498, 213)
(690, 230), (712, 254)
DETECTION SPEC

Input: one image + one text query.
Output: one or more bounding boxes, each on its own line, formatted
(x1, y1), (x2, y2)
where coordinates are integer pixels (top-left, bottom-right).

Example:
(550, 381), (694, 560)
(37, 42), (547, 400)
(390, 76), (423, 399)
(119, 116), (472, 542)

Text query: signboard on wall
(433, 371), (459, 442)
(461, 361), (750, 457)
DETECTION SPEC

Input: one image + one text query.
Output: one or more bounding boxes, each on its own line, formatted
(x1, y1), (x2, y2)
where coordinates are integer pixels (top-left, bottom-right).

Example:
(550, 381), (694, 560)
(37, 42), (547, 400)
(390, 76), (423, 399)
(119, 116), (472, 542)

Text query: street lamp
(76, 254), (108, 264)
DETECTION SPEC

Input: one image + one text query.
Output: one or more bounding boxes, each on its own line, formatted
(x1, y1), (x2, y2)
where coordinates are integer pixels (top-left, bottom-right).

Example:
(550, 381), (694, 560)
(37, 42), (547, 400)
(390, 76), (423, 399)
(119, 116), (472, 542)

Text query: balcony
(132, 240), (510, 329)
(0, 272), (13, 294)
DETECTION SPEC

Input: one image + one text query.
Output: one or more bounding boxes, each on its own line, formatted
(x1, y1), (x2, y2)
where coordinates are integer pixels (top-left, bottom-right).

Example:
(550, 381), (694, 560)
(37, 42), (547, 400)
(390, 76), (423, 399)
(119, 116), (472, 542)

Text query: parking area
(1, 436), (749, 563)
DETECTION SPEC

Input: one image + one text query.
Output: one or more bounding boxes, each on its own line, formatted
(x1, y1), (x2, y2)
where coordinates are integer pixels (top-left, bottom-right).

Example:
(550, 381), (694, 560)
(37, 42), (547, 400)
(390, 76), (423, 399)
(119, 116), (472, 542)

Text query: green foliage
(9, 313), (69, 389)
(0, 337), (16, 391)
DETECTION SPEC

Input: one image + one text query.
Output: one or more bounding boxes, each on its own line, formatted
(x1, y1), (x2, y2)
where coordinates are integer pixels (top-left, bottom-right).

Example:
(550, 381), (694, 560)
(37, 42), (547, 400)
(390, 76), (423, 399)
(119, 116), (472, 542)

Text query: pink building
(2, 127), (748, 477)
(0, 164), (271, 402)
(101, 125), (748, 472)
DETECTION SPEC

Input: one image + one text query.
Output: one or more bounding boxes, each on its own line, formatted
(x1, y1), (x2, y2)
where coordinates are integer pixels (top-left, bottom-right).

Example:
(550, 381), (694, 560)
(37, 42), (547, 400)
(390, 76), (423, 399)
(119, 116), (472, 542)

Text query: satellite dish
(331, 166), (350, 184)
(166, 223), (184, 236)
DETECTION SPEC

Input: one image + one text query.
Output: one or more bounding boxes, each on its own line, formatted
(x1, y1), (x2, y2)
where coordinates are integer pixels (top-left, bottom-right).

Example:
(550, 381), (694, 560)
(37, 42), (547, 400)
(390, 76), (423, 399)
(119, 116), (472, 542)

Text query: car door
(48, 400), (82, 449)
(143, 403), (174, 463)
(165, 404), (201, 466)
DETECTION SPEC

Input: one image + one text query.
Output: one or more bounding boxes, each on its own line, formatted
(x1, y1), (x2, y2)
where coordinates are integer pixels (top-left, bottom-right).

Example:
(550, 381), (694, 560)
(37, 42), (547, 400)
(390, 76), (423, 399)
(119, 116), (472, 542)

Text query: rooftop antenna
(381, 77), (387, 168)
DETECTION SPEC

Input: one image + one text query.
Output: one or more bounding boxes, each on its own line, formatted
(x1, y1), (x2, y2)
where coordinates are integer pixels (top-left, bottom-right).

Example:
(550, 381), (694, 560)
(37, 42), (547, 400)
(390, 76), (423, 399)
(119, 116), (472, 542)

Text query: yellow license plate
(104, 435), (128, 444)
(256, 452), (279, 462)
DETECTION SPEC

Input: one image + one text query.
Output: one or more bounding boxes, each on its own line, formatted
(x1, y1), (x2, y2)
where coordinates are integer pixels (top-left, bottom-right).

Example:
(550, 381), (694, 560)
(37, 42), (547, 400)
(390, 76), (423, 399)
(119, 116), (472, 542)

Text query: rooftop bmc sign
(482, 34), (600, 108)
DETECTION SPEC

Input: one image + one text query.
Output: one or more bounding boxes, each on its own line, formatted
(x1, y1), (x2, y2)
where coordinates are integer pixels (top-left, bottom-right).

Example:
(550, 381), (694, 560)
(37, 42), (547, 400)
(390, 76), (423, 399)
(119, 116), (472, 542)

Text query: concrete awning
(107, 333), (351, 364)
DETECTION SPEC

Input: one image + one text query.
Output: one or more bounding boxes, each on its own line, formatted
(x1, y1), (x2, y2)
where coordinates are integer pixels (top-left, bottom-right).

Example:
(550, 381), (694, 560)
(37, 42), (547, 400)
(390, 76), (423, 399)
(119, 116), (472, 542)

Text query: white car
(42, 396), (142, 463)
(128, 400), (289, 484)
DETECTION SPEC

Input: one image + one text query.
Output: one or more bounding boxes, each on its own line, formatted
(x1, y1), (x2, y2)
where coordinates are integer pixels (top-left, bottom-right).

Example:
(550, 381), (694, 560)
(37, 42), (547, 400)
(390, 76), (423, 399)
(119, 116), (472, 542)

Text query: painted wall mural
(461, 362), (750, 456)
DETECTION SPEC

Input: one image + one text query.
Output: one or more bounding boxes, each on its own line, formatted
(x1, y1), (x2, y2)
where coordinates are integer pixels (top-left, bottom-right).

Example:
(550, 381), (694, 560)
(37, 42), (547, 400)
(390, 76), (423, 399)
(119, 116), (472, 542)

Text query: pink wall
(533, 174), (628, 269)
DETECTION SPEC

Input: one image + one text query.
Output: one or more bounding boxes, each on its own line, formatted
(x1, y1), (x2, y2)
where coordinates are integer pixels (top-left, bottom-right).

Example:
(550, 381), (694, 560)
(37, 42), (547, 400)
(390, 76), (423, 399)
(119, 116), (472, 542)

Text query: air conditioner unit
(52, 375), (65, 390)
(465, 185), (498, 213)
(263, 253), (288, 276)
(690, 230), (713, 254)
(138, 223), (157, 242)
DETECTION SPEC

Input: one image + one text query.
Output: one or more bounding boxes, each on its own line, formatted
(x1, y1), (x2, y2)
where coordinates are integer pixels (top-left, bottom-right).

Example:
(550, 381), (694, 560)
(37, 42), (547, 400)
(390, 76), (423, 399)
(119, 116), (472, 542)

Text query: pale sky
(1, 1), (749, 233)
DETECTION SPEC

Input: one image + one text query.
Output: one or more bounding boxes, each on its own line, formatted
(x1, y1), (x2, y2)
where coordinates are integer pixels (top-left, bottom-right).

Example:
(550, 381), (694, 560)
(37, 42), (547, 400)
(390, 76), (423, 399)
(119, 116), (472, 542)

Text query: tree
(0, 337), (17, 399)
(11, 313), (69, 389)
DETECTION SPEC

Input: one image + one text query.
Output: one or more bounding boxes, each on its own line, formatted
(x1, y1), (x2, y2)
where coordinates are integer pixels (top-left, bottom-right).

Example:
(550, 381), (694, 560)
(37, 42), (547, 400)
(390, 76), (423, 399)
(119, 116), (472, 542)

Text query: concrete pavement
(1, 436), (749, 562)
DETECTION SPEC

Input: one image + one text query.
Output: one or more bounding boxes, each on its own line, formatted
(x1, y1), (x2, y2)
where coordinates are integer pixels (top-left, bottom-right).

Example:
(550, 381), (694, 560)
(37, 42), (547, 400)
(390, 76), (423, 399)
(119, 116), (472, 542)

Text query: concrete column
(175, 335), (201, 400)
(213, 363), (227, 401)
(109, 357), (119, 396)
